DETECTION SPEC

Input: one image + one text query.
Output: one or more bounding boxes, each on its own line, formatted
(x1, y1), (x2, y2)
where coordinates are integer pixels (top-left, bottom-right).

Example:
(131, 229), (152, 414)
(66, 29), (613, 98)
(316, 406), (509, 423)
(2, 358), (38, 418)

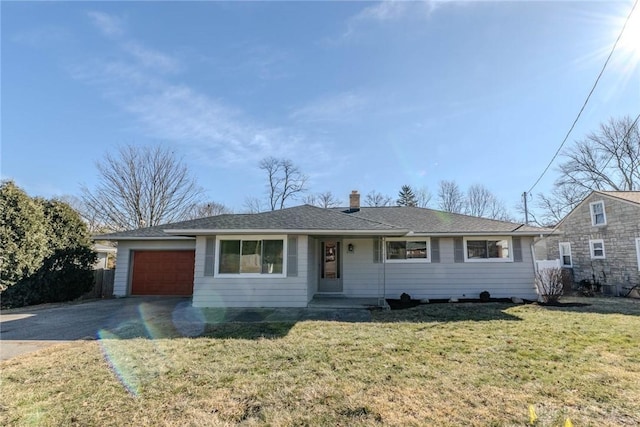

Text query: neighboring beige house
(96, 191), (551, 307)
(93, 243), (117, 270)
(540, 191), (640, 296)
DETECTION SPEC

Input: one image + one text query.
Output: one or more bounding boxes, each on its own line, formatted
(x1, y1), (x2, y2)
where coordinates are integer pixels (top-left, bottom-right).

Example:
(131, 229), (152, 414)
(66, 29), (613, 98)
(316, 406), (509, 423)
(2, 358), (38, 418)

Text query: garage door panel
(131, 250), (195, 296)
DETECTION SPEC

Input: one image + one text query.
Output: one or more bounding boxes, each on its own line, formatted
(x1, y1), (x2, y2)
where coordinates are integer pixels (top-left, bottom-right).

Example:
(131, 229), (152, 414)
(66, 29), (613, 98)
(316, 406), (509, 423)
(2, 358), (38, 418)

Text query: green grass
(1, 297), (639, 426)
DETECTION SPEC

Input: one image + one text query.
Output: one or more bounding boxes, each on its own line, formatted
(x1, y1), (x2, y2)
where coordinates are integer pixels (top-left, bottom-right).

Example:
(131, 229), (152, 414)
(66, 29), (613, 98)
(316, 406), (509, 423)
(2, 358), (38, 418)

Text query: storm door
(318, 240), (343, 293)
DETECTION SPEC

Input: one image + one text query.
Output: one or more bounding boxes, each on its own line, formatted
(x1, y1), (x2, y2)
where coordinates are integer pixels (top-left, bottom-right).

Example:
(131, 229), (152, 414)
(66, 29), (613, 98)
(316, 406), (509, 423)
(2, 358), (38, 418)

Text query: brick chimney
(349, 190), (360, 212)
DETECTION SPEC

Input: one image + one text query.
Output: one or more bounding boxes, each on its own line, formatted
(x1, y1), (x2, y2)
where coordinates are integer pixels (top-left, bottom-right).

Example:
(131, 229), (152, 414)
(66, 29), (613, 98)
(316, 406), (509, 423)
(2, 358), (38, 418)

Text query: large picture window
(464, 237), (512, 262)
(386, 239), (430, 262)
(218, 238), (284, 275)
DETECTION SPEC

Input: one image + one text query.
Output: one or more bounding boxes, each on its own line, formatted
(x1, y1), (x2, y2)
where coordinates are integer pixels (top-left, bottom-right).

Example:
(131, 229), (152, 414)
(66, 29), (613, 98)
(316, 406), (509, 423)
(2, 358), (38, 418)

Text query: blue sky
(2, 1), (639, 218)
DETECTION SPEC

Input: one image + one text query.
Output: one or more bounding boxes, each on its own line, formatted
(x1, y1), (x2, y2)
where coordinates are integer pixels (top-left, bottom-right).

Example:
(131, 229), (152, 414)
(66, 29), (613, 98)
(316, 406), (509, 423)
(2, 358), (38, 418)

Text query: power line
(527, 0), (639, 194)
(535, 112), (639, 236)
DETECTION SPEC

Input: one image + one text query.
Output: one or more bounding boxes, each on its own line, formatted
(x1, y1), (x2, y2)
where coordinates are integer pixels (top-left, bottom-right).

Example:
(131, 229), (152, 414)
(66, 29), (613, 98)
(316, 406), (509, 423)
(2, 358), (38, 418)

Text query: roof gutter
(93, 236), (195, 241)
(163, 228), (410, 236)
(406, 231), (554, 237)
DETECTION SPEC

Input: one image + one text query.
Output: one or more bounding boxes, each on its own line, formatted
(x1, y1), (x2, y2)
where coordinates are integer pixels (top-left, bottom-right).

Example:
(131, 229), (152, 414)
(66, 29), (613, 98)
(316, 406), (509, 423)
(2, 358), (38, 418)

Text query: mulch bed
(386, 297), (521, 310)
(537, 302), (592, 308)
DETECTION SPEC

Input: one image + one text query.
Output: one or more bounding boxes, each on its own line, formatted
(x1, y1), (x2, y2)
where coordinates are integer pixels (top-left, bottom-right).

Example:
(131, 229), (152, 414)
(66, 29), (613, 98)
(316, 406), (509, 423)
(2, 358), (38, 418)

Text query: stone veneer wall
(545, 194), (640, 294)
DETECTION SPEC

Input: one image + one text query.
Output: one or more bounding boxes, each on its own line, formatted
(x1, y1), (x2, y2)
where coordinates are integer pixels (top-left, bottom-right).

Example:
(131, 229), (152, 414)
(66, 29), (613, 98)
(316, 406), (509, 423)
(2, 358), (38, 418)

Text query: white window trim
(463, 236), (514, 263)
(214, 234), (287, 278)
(559, 242), (573, 267)
(589, 200), (607, 227)
(636, 238), (640, 271)
(384, 237), (431, 263)
(589, 239), (606, 259)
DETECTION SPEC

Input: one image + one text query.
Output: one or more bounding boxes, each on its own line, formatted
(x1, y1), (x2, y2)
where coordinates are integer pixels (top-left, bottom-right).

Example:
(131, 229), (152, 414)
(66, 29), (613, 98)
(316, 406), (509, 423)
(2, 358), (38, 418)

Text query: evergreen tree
(0, 181), (48, 291)
(396, 185), (418, 207)
(0, 182), (96, 307)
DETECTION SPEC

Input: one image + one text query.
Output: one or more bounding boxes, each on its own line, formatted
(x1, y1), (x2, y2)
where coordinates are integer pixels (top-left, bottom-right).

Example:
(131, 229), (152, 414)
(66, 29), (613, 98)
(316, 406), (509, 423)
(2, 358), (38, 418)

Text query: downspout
(531, 240), (542, 301)
(380, 236), (389, 309)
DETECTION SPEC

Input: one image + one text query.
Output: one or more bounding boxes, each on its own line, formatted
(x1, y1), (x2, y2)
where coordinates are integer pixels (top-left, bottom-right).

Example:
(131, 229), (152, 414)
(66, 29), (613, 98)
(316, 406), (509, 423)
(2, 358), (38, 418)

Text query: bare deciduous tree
(364, 190), (393, 207)
(534, 185), (586, 226)
(187, 201), (232, 219)
(259, 157), (308, 210)
(243, 197), (264, 214)
(303, 191), (342, 208)
(465, 184), (492, 217)
(415, 186), (432, 208)
(465, 184), (512, 220)
(438, 180), (465, 213)
(537, 115), (639, 223)
(81, 145), (202, 231)
(487, 197), (514, 222)
(59, 194), (108, 234)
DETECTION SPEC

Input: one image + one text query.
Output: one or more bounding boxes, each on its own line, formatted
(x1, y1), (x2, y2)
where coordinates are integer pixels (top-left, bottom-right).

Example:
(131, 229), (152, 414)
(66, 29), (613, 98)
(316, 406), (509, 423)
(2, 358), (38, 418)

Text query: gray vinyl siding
(287, 236), (298, 277)
(112, 239), (197, 297)
(431, 237), (440, 263)
(204, 237), (215, 276)
(192, 235), (309, 308)
(307, 237), (318, 302)
(341, 237), (537, 300)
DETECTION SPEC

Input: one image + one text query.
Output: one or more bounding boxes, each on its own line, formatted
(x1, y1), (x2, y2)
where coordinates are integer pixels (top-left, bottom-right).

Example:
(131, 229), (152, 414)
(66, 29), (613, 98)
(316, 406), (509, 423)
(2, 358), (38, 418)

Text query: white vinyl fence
(535, 259), (561, 272)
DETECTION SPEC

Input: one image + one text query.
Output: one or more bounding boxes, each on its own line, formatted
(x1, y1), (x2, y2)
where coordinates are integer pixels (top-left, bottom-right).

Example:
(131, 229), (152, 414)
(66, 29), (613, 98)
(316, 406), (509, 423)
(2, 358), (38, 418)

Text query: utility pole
(523, 192), (529, 226)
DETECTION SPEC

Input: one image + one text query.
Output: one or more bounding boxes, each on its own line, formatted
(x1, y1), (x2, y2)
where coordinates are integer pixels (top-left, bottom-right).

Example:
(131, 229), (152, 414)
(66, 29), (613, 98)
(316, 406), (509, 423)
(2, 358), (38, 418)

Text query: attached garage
(131, 250), (195, 296)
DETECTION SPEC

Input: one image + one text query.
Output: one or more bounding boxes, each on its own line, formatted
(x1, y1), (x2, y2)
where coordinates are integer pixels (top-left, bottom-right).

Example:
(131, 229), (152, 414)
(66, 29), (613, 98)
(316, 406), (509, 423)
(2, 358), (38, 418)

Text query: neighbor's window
(590, 201), (606, 226)
(464, 238), (511, 261)
(589, 239), (605, 259)
(386, 239), (430, 262)
(218, 238), (284, 275)
(559, 242), (572, 267)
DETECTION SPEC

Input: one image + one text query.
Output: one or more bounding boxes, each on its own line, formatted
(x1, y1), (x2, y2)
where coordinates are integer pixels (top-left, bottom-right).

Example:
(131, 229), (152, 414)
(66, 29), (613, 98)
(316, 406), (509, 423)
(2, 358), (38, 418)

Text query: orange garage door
(131, 250), (195, 296)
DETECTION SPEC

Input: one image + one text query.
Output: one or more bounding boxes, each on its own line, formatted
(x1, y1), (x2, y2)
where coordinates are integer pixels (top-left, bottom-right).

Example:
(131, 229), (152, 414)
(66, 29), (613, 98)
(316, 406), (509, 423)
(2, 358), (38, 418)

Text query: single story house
(97, 191), (551, 307)
(539, 190), (640, 296)
(92, 243), (117, 270)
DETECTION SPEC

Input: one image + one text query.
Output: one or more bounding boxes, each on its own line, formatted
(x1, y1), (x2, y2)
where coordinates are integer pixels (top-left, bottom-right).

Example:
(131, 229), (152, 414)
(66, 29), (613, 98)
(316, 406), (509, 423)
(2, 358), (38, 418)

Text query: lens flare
(97, 298), (218, 396)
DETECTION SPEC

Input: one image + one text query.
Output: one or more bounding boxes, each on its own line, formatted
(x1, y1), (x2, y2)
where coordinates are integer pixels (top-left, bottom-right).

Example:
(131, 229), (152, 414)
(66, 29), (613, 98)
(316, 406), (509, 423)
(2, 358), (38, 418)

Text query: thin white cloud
(356, 1), (417, 22)
(123, 41), (182, 74)
(87, 11), (124, 38)
(70, 11), (323, 166)
(333, 0), (441, 43)
(290, 91), (369, 124)
(195, 42), (292, 81)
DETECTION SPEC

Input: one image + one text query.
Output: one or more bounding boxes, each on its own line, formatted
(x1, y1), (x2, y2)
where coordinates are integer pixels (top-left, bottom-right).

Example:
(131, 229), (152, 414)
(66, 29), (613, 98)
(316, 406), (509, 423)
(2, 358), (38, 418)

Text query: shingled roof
(96, 204), (550, 240)
(340, 207), (546, 234)
(597, 191), (640, 205)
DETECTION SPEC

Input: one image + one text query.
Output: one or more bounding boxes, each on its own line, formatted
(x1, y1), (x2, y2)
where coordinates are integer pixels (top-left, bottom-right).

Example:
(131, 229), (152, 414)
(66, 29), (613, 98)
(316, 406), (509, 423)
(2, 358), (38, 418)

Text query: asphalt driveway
(0, 297), (371, 360)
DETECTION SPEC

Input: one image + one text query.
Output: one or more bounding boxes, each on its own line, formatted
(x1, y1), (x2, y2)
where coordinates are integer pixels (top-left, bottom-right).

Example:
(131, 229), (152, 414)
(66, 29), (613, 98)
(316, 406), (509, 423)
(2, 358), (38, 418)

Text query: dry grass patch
(1, 297), (639, 426)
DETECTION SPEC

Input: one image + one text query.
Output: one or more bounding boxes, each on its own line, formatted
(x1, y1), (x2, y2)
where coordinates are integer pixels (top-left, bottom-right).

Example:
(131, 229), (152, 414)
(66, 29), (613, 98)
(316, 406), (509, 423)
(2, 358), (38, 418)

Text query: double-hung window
(589, 239), (605, 259)
(217, 237), (285, 276)
(590, 201), (606, 226)
(464, 237), (512, 262)
(385, 238), (430, 262)
(559, 242), (572, 267)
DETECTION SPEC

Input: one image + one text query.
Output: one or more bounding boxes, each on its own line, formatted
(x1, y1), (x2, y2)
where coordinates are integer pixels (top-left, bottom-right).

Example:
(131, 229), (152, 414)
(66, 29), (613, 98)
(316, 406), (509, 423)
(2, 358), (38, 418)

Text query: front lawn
(1, 298), (639, 426)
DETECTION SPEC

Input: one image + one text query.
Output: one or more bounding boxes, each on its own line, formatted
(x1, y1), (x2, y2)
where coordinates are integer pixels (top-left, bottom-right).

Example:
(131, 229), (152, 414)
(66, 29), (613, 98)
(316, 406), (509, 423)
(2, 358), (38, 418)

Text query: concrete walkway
(0, 297), (372, 360)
